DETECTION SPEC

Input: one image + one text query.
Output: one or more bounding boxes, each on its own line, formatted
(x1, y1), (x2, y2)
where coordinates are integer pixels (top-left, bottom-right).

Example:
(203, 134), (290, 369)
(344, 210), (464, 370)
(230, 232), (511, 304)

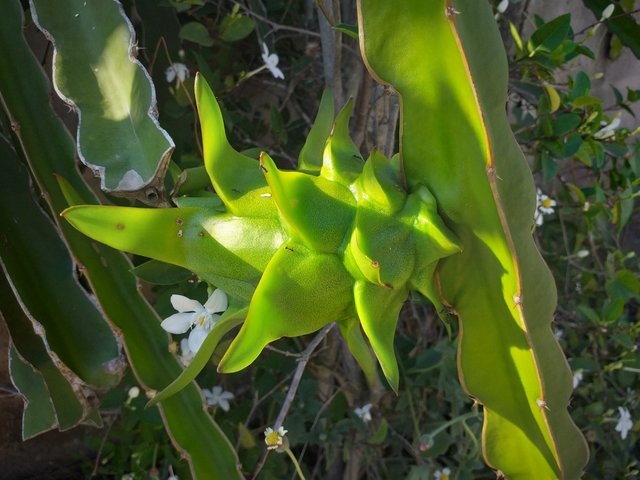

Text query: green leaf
(219, 13), (256, 42)
(359, 1), (588, 477)
(180, 21), (214, 46)
(333, 23), (359, 40)
(130, 260), (193, 285)
(368, 418), (388, 445)
(582, 0), (640, 59)
(31, 0), (174, 194)
(553, 113), (581, 136)
(527, 14), (572, 56)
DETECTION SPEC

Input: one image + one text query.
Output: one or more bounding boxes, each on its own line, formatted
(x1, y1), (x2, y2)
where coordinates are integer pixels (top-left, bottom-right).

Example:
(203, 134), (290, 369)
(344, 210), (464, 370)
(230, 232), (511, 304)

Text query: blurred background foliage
(1, 0), (639, 479)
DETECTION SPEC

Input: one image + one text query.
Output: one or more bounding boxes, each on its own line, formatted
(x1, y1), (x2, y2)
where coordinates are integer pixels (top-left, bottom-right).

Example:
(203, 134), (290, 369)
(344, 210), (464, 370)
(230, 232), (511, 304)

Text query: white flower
(203, 386), (234, 412)
(583, 201), (591, 212)
(354, 403), (373, 423)
(572, 370), (583, 389)
(554, 329), (564, 341)
(434, 467), (451, 480)
(264, 426), (288, 450)
(534, 188), (557, 226)
(127, 386), (140, 399)
(178, 338), (195, 367)
(261, 42), (284, 80)
(168, 476), (178, 480)
(165, 62), (190, 84)
(497, 0), (509, 14)
(601, 3), (615, 20)
(615, 406), (633, 440)
(594, 117), (621, 139)
(576, 249), (590, 259)
(161, 289), (228, 353)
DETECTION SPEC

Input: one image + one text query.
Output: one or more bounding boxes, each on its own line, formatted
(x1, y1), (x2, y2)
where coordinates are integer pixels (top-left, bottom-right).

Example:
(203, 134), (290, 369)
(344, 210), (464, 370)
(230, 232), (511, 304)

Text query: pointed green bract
(195, 73), (275, 217)
(298, 88), (335, 173)
(354, 281), (408, 392)
(358, 0), (588, 477)
(219, 244), (353, 373)
(321, 99), (364, 185)
(261, 152), (355, 253)
(63, 205), (283, 301)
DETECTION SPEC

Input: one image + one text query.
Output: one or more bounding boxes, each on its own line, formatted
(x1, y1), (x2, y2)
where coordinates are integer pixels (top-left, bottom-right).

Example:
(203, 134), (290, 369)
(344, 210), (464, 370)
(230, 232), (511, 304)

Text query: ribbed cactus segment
(65, 76), (461, 391)
(358, 0), (589, 478)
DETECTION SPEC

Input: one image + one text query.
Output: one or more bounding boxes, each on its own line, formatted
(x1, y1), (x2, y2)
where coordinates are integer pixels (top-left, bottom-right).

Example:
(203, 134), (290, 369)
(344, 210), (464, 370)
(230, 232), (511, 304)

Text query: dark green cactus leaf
(260, 152), (355, 253)
(8, 344), (57, 439)
(353, 281), (409, 392)
(219, 243), (354, 373)
(195, 73), (276, 218)
(298, 88), (335, 173)
(321, 99), (364, 185)
(63, 205), (283, 301)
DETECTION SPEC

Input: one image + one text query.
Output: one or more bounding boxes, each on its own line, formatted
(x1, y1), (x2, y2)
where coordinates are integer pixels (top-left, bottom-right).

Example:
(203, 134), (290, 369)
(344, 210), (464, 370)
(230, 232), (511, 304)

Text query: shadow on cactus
(63, 74), (461, 393)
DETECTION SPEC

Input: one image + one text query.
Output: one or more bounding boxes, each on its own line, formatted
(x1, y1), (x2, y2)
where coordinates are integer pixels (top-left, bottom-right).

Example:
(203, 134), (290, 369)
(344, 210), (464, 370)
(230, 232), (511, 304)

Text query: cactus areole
(63, 1), (589, 478)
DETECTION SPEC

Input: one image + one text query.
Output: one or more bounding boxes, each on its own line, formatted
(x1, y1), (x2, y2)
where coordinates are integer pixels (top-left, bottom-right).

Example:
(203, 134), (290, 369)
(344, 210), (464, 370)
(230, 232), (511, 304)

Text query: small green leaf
(219, 13), (255, 42)
(130, 260), (193, 285)
(180, 21), (214, 46)
(528, 14), (571, 56)
(333, 23), (359, 40)
(368, 418), (388, 445)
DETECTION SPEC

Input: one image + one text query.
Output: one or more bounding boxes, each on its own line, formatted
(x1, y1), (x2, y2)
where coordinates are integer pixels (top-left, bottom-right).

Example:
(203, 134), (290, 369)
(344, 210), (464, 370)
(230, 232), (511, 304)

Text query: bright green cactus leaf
(63, 205), (283, 301)
(298, 88), (335, 173)
(358, 0), (588, 477)
(195, 73), (275, 217)
(321, 98), (364, 185)
(8, 344), (57, 439)
(260, 152), (355, 253)
(353, 281), (408, 392)
(219, 243), (354, 373)
(31, 0), (174, 194)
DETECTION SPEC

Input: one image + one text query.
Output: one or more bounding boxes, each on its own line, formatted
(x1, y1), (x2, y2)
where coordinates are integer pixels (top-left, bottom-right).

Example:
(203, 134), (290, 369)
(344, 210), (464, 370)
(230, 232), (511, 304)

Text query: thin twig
(575, 8), (640, 36)
(232, 1), (322, 38)
(250, 323), (335, 479)
(91, 414), (116, 477)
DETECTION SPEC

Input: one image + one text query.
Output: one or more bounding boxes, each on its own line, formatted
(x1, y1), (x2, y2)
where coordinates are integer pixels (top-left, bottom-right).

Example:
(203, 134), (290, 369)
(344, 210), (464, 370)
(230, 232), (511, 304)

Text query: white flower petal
(204, 289), (228, 313)
(601, 3), (615, 20)
(497, 0), (509, 13)
(188, 326), (210, 353)
(171, 294), (204, 313)
(218, 398), (230, 411)
(161, 312), (196, 334)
